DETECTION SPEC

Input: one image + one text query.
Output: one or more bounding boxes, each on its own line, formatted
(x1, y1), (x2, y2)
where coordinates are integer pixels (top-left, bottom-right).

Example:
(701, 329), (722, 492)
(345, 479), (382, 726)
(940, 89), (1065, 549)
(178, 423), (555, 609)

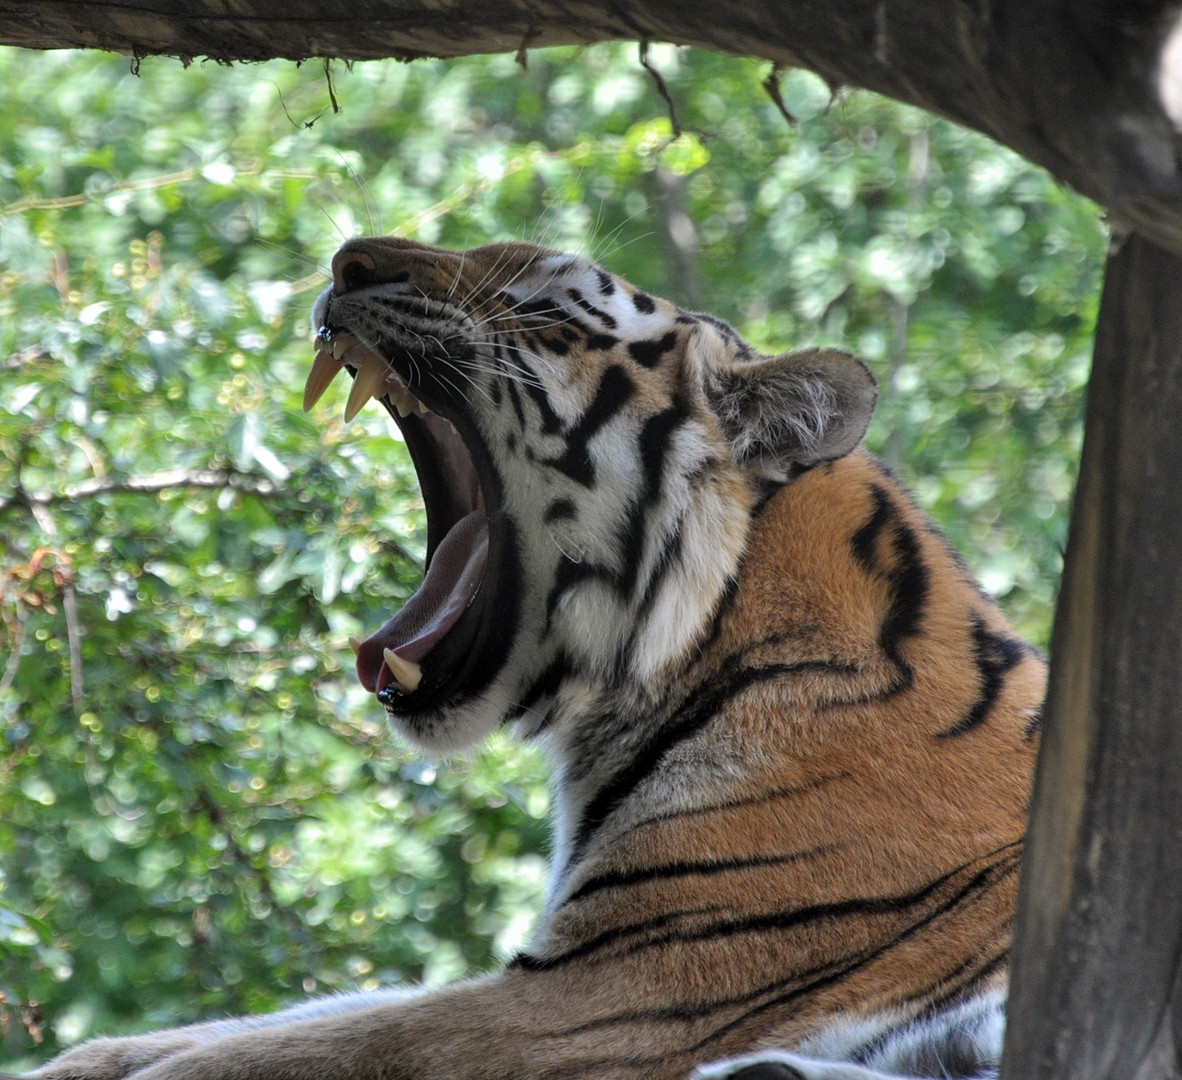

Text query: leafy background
(0, 45), (1103, 1067)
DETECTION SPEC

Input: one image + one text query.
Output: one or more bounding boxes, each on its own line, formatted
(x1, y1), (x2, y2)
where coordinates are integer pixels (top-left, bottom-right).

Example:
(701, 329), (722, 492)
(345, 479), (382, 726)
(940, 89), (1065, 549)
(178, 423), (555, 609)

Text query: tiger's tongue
(356, 510), (489, 693)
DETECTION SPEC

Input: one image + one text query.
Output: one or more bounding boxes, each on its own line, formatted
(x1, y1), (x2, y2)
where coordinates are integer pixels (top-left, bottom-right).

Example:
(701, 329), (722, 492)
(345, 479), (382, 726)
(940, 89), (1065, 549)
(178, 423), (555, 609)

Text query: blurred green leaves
(1, 42), (1102, 1068)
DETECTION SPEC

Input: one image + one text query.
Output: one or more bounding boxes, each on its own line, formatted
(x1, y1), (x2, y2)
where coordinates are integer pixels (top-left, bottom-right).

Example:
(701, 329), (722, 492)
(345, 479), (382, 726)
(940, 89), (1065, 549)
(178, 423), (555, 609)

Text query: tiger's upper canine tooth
(344, 356), (389, 423)
(303, 350), (344, 413)
(383, 647), (422, 693)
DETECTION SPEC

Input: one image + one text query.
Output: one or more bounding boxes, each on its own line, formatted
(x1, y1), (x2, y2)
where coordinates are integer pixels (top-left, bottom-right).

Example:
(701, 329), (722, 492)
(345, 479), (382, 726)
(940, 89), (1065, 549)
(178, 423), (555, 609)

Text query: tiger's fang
(383, 647), (423, 693)
(304, 350), (344, 413)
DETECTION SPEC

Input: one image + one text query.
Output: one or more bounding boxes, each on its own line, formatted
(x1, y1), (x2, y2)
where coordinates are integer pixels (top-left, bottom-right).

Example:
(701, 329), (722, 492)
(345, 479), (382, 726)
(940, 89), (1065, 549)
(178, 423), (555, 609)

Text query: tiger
(32, 236), (1045, 1080)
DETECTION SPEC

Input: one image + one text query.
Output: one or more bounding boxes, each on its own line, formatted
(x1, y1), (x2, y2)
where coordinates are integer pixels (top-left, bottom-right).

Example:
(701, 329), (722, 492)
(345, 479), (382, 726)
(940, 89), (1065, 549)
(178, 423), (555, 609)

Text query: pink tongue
(356, 510), (489, 693)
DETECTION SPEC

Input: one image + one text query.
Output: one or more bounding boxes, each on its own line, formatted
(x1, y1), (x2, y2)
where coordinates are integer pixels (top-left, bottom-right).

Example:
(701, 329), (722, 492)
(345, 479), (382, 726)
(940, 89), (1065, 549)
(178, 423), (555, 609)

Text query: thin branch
(0, 467), (279, 516)
(321, 57), (341, 114)
(762, 64), (797, 126)
(2, 464), (426, 571)
(28, 503), (83, 714)
(0, 604), (26, 703)
(1, 164), (319, 217)
(639, 41), (681, 139)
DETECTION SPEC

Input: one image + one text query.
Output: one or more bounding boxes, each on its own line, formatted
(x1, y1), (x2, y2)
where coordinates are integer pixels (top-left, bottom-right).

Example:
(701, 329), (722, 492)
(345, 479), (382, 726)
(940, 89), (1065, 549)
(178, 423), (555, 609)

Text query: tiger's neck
(535, 449), (1043, 943)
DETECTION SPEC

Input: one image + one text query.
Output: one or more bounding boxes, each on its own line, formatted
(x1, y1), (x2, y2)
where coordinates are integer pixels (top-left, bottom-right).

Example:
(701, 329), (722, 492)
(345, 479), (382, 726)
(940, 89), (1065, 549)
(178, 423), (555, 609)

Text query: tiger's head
(308, 237), (877, 751)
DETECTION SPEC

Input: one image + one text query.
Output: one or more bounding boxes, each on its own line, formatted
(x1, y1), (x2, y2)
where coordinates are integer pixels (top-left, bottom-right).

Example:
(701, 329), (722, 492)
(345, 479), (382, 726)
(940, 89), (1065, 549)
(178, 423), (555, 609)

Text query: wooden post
(1002, 232), (1182, 1078)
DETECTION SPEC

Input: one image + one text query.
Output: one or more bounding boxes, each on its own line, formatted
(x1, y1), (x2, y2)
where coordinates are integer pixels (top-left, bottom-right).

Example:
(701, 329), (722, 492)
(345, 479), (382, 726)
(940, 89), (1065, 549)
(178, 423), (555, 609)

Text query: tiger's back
(36, 237), (1044, 1080)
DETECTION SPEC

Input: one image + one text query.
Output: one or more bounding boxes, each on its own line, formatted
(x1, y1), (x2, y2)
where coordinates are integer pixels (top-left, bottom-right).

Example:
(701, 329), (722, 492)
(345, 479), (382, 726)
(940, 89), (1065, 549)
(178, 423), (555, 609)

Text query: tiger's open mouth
(303, 328), (502, 711)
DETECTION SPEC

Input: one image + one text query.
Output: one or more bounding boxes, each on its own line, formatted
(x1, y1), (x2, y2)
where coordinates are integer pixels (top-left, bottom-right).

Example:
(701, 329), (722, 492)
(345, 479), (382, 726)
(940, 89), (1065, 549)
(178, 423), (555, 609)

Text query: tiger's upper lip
(303, 321), (504, 712)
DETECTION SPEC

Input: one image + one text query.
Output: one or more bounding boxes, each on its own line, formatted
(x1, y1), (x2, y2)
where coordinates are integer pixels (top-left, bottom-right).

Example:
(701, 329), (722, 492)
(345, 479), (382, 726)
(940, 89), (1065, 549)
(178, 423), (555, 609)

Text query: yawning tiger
(35, 237), (1044, 1080)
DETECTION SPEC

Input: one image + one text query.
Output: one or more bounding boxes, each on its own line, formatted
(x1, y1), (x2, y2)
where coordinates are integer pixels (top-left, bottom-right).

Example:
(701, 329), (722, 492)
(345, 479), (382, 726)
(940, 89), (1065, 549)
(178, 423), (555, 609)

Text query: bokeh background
(0, 45), (1103, 1068)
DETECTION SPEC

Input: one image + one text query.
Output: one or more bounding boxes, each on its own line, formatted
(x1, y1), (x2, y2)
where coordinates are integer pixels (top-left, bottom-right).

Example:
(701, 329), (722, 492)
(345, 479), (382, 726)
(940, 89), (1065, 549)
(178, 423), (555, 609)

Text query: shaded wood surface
(6, 0), (1182, 254)
(1002, 232), (1182, 1079)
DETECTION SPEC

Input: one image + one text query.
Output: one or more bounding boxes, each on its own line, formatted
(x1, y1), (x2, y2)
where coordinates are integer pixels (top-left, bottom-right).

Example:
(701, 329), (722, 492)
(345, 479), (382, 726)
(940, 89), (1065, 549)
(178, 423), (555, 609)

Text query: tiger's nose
(332, 249), (378, 293)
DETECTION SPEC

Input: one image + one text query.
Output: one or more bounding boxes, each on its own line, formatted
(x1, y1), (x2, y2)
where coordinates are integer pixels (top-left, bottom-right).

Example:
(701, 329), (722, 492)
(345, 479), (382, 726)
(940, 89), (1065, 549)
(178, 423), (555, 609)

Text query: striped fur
(35, 239), (1044, 1080)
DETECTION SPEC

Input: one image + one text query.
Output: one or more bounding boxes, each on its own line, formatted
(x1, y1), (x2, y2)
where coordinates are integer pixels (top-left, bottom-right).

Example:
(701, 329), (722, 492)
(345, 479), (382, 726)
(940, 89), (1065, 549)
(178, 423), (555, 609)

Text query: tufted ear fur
(708, 347), (878, 481)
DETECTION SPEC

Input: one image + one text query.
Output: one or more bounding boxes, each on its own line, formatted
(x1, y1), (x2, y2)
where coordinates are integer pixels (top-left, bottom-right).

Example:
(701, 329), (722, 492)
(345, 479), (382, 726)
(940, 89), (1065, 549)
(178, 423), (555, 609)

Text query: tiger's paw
(30, 1032), (200, 1080)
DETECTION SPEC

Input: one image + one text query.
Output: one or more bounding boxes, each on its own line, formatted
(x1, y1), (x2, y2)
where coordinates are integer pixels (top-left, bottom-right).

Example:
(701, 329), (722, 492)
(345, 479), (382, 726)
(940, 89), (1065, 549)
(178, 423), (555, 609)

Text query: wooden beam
(1002, 231), (1182, 1078)
(4, 1), (1182, 253)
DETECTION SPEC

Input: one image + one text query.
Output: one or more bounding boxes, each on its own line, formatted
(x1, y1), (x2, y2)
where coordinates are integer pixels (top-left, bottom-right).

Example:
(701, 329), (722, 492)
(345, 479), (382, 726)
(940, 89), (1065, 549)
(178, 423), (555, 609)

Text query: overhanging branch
(4, 1), (1182, 250)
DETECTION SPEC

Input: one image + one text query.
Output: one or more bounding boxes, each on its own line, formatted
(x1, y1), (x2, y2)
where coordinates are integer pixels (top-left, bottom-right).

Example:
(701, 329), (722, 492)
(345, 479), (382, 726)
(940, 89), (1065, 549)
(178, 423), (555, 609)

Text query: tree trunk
(5, 1), (1182, 252)
(1001, 231), (1182, 1079)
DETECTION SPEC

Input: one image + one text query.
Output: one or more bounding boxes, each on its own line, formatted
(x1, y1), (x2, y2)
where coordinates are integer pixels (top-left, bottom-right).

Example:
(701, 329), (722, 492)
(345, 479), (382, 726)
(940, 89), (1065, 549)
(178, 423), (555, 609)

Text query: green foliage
(0, 43), (1102, 1068)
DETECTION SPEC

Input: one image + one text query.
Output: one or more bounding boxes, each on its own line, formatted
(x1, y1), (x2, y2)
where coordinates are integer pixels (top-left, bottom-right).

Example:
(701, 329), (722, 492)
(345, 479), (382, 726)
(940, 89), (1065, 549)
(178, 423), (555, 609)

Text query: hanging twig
(322, 57), (341, 114)
(28, 505), (83, 716)
(639, 42), (681, 138)
(762, 64), (797, 126)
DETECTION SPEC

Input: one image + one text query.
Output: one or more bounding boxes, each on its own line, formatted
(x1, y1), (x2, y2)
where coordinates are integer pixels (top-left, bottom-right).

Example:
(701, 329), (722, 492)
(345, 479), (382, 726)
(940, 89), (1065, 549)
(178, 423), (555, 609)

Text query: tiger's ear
(708, 347), (878, 481)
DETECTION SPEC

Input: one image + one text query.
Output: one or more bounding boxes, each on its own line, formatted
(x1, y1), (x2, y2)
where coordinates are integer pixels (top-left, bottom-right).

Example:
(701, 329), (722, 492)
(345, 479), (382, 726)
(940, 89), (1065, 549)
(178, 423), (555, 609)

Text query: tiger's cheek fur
(479, 330), (756, 721)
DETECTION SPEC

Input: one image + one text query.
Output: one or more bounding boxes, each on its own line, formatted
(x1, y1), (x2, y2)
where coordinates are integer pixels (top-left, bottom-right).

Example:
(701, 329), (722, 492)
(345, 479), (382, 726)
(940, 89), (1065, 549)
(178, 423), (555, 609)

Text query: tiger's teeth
(347, 636), (362, 656)
(344, 356), (389, 423)
(392, 390), (415, 418)
(331, 337), (348, 360)
(417, 399), (431, 415)
(383, 648), (422, 693)
(303, 350), (344, 413)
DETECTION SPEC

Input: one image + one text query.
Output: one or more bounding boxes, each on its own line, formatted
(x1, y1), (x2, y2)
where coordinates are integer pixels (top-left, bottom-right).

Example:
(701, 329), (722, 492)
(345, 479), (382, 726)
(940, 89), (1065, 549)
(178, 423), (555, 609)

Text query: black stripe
(569, 658), (858, 864)
(691, 571), (741, 658)
(566, 845), (836, 904)
(937, 615), (1031, 739)
(536, 332), (572, 356)
(850, 483), (928, 693)
(542, 364), (636, 487)
(851, 483), (895, 571)
(544, 498), (577, 524)
(632, 291), (656, 314)
(567, 287), (618, 329)
(624, 771), (851, 833)
(531, 841), (1021, 978)
(517, 650), (574, 716)
(674, 849), (1021, 1055)
(545, 556), (608, 626)
(514, 296), (566, 322)
(519, 371), (564, 436)
(505, 377), (527, 430)
(625, 525), (684, 639)
(541, 399), (689, 631)
(628, 330), (679, 368)
(616, 403), (687, 598)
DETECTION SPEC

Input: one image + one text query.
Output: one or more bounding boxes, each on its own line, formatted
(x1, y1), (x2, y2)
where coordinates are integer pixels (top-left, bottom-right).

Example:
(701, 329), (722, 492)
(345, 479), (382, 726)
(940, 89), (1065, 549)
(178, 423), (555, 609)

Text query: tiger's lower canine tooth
(383, 648), (422, 693)
(344, 357), (389, 423)
(304, 350), (344, 413)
